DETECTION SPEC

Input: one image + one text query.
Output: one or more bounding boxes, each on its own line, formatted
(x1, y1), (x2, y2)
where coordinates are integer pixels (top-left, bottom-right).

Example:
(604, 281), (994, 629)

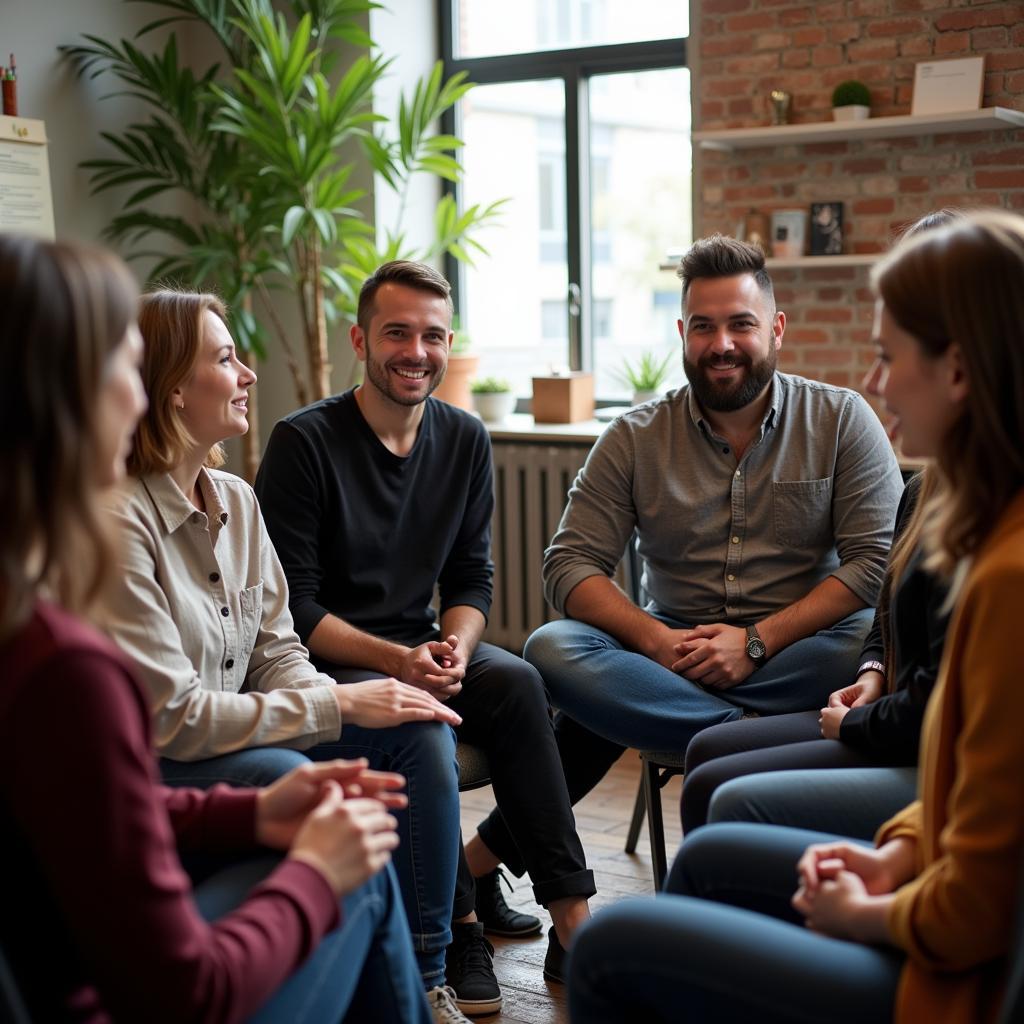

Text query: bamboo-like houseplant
(63, 0), (504, 479)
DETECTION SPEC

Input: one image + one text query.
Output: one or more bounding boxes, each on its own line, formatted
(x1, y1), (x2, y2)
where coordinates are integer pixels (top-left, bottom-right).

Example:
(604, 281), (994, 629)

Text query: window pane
(456, 0), (687, 59)
(590, 66), (692, 400)
(460, 80), (568, 396)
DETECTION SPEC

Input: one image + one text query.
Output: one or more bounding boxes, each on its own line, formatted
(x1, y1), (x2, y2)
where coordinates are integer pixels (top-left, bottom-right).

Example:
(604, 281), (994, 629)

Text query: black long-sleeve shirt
(255, 389), (494, 647)
(840, 472), (949, 758)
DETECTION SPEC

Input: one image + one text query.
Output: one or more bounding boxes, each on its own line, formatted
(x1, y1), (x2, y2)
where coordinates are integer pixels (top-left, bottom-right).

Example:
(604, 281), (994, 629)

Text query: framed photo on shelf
(810, 202), (844, 256)
(911, 56), (985, 116)
(770, 209), (807, 259)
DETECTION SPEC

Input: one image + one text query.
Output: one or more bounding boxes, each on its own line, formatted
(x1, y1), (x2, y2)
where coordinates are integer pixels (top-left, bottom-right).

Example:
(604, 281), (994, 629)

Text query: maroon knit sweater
(0, 601), (339, 1022)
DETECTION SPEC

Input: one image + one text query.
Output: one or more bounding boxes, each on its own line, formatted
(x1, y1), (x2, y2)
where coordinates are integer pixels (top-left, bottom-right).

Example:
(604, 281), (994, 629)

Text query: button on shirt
(543, 373), (903, 624)
(100, 468), (340, 760)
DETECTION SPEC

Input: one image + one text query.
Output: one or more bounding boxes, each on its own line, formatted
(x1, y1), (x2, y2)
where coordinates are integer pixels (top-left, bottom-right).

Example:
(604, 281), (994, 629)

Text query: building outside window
(442, 1), (691, 401)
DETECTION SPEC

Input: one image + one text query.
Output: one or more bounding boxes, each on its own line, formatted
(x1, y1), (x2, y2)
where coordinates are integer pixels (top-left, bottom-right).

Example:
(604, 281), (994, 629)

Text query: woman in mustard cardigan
(567, 210), (1024, 1024)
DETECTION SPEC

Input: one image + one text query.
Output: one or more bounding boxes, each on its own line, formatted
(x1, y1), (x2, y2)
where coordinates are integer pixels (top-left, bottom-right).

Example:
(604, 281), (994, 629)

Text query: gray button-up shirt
(543, 373), (903, 624)
(100, 468), (341, 760)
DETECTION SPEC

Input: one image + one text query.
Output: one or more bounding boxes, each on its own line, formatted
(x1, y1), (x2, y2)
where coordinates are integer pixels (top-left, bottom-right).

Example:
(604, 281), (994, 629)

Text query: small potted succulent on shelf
(831, 80), (871, 122)
(470, 377), (516, 423)
(614, 350), (674, 405)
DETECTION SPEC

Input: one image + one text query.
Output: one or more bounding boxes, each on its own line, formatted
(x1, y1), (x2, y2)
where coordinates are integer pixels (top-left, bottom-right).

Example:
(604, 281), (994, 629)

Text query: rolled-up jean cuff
(532, 868), (596, 908)
(475, 813), (526, 878)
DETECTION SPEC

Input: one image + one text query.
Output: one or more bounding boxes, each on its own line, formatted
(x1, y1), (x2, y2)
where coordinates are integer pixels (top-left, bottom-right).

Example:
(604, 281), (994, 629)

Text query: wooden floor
(458, 751), (683, 1024)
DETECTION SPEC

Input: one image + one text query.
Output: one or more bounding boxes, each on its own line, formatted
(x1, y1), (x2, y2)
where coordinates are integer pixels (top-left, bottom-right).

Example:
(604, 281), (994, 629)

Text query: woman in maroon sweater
(0, 234), (431, 1023)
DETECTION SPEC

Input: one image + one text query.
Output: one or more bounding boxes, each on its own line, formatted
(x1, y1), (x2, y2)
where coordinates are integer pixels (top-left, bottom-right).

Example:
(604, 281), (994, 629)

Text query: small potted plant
(614, 350), (674, 405)
(831, 80), (871, 122)
(433, 316), (479, 411)
(470, 377), (516, 423)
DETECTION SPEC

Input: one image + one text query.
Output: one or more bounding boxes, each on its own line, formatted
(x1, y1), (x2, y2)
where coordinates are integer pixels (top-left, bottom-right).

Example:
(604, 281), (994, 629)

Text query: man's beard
(364, 355), (445, 407)
(683, 344), (777, 413)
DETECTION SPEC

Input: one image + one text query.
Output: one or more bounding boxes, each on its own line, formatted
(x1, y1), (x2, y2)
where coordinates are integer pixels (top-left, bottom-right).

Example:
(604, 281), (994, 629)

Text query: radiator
(485, 440), (636, 652)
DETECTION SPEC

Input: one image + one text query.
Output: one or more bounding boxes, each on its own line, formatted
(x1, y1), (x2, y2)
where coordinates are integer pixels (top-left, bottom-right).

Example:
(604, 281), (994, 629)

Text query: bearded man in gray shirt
(473, 235), (902, 868)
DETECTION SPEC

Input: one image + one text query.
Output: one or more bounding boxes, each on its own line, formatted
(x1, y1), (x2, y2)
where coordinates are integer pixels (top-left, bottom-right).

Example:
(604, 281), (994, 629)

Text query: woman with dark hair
(568, 210), (1024, 1024)
(0, 235), (430, 1023)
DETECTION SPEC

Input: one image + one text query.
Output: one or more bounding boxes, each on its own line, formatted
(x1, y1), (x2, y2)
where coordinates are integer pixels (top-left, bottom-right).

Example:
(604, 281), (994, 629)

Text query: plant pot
(632, 389), (661, 405)
(472, 391), (517, 423)
(432, 353), (479, 411)
(832, 105), (870, 122)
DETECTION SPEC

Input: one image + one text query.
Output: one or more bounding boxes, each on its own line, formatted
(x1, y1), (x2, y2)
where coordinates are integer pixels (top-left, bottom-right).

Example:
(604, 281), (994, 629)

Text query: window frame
(438, 2), (687, 373)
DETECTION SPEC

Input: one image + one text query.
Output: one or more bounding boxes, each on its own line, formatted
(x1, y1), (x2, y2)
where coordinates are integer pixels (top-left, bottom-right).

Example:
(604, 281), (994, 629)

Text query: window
(441, 3), (690, 398)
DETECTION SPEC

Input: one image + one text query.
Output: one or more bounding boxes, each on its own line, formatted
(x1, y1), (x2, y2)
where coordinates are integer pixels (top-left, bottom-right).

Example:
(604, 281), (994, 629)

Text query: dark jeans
(681, 710), (915, 833)
(568, 824), (903, 1023)
(333, 640), (595, 909)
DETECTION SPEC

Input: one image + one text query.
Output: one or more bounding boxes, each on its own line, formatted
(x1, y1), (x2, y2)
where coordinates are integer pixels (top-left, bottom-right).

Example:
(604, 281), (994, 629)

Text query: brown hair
(872, 210), (1024, 588)
(0, 236), (138, 639)
(130, 289), (229, 475)
(676, 235), (775, 311)
(356, 260), (453, 332)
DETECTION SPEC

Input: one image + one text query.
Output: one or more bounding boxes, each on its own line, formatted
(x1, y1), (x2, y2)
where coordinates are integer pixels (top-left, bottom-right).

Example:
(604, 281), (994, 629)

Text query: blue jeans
(709, 766), (918, 839)
(161, 718), (460, 988)
(525, 609), (872, 754)
(568, 823), (903, 1023)
(193, 857), (430, 1023)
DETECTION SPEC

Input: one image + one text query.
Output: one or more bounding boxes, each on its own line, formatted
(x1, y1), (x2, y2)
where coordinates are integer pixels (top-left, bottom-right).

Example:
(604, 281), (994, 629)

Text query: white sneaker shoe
(426, 985), (474, 1023)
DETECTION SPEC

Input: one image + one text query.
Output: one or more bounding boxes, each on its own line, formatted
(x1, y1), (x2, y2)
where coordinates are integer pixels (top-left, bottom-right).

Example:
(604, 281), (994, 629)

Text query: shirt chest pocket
(237, 580), (265, 661)
(773, 478), (833, 549)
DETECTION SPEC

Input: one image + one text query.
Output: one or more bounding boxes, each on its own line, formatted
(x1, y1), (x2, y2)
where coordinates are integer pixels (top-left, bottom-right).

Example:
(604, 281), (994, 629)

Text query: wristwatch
(745, 625), (768, 664)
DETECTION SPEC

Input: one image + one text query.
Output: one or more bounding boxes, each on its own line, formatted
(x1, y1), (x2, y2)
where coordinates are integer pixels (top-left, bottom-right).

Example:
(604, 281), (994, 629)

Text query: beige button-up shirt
(101, 468), (341, 760)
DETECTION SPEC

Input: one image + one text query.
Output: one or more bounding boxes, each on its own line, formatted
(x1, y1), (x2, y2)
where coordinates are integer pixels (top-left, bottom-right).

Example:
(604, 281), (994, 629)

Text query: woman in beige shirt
(101, 289), (471, 1015)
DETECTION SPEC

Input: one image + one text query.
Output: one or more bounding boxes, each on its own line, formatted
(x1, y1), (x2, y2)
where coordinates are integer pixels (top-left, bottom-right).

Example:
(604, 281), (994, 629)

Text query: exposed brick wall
(694, 0), (1024, 391)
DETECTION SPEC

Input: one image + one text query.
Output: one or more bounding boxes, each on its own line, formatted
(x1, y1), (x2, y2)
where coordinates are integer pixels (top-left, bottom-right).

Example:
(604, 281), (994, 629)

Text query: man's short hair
(357, 260), (454, 332)
(677, 235), (775, 312)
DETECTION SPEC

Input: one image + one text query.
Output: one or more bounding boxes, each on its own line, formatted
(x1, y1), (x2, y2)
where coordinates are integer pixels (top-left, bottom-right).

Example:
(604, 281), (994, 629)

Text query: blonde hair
(130, 289), (229, 475)
(0, 236), (138, 638)
(872, 211), (1024, 591)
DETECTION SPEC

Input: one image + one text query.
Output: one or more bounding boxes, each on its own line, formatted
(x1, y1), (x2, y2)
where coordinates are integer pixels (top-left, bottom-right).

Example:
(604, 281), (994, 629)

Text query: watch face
(747, 637), (767, 660)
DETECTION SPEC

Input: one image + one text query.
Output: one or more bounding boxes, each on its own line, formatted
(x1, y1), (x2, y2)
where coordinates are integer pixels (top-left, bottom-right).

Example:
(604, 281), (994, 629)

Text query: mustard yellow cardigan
(877, 489), (1024, 1024)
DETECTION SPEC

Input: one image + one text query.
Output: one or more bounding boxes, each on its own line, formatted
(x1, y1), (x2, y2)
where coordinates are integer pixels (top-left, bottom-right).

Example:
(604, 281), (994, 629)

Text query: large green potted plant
(63, 0), (503, 479)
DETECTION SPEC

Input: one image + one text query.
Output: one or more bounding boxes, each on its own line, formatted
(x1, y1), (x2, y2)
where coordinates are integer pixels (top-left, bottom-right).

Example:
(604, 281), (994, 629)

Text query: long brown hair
(872, 211), (1024, 589)
(129, 289), (229, 475)
(0, 236), (138, 639)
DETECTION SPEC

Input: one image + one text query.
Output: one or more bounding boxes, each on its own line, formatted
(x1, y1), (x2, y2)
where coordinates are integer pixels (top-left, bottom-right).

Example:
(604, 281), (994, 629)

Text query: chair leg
(624, 775), (646, 853)
(642, 759), (669, 890)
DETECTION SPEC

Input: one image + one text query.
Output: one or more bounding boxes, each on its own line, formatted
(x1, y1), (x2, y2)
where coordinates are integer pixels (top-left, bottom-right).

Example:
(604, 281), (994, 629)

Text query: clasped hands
(657, 623), (754, 689)
(819, 669), (885, 738)
(790, 840), (902, 944)
(399, 634), (466, 700)
(257, 759), (407, 898)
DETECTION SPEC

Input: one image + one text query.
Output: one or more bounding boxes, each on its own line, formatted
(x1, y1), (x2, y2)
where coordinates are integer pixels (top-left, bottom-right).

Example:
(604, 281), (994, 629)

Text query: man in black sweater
(255, 261), (594, 1018)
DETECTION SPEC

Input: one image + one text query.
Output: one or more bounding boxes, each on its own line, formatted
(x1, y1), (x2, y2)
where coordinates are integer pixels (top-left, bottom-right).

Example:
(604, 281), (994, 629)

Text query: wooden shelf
(693, 106), (1024, 151)
(660, 253), (877, 272)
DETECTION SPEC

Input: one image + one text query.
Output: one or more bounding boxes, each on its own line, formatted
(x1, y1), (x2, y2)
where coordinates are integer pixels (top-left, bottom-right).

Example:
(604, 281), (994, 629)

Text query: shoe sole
(542, 968), (564, 984)
(453, 995), (503, 1016)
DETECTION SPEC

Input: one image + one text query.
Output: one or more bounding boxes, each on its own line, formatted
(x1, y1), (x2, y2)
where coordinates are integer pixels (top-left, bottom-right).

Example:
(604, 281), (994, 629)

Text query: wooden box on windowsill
(531, 373), (594, 423)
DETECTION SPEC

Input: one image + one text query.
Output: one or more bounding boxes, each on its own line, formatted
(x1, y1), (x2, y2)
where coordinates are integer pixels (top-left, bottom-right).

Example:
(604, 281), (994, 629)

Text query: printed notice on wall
(0, 118), (56, 240)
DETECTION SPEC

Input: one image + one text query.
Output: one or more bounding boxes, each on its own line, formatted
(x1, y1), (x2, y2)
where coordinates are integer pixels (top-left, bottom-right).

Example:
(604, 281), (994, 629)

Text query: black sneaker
(446, 922), (502, 1016)
(542, 925), (566, 984)
(473, 868), (542, 937)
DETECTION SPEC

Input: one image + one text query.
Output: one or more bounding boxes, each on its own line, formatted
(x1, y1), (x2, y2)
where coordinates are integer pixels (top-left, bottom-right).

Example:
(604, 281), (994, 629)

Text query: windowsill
(483, 413), (607, 442)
